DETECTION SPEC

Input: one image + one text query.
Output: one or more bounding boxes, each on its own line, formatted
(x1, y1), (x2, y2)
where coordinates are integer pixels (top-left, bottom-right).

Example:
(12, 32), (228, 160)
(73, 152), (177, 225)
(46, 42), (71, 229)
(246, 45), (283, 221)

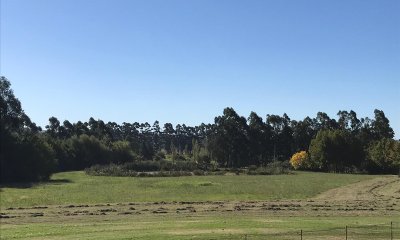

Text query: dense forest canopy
(1, 77), (399, 182)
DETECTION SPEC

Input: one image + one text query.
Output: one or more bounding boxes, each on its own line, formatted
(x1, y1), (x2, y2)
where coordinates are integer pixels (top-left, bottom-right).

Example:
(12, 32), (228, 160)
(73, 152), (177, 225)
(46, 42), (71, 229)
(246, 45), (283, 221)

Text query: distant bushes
(289, 130), (400, 174)
(85, 160), (199, 177)
(247, 161), (291, 175)
(121, 160), (198, 172)
(85, 164), (128, 176)
(85, 160), (291, 177)
(85, 164), (195, 177)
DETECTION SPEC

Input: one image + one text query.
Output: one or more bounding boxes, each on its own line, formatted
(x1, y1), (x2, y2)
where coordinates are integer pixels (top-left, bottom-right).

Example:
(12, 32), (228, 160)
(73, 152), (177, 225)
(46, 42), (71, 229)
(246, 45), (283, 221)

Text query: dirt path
(314, 176), (400, 202)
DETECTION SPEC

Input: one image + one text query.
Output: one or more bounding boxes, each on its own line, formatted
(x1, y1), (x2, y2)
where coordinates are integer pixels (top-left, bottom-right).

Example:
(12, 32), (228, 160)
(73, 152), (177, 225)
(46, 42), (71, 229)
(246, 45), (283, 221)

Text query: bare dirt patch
(315, 176), (400, 201)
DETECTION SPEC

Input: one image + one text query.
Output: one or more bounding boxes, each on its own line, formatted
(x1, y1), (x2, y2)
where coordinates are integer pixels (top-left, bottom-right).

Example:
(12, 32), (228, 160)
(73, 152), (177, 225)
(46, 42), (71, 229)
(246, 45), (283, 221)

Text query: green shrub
(137, 172), (147, 177)
(170, 171), (192, 177)
(249, 161), (291, 175)
(111, 141), (137, 164)
(173, 161), (197, 171)
(153, 151), (166, 161)
(367, 138), (400, 174)
(193, 169), (205, 176)
(248, 165), (258, 171)
(123, 161), (160, 172)
(213, 170), (226, 176)
(159, 159), (174, 171)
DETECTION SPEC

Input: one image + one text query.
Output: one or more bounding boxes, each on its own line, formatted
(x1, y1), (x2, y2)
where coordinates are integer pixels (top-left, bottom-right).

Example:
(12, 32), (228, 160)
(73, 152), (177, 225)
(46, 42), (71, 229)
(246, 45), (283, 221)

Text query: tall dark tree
(151, 121), (161, 151)
(1, 77), (56, 182)
(357, 117), (374, 146)
(209, 108), (250, 167)
(0, 76), (33, 132)
(62, 120), (74, 138)
(308, 129), (364, 172)
(372, 109), (394, 139)
(46, 117), (61, 138)
(163, 123), (175, 152)
(292, 116), (315, 152)
(266, 113), (293, 160)
(337, 110), (361, 133)
(73, 121), (89, 136)
(315, 112), (338, 131)
(248, 112), (271, 165)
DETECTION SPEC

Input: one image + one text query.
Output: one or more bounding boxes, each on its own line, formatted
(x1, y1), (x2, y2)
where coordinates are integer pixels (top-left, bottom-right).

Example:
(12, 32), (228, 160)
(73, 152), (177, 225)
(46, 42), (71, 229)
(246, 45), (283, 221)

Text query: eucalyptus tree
(291, 116), (315, 152)
(1, 77), (55, 182)
(315, 112), (338, 131)
(248, 111), (271, 165)
(372, 109), (394, 139)
(209, 108), (250, 167)
(337, 110), (361, 133)
(266, 113), (293, 160)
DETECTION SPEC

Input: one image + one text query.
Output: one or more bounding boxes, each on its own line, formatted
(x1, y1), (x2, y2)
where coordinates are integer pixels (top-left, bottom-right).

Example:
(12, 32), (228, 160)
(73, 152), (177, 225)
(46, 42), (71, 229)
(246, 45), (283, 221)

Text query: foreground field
(1, 172), (399, 239)
(0, 171), (377, 207)
(2, 213), (399, 240)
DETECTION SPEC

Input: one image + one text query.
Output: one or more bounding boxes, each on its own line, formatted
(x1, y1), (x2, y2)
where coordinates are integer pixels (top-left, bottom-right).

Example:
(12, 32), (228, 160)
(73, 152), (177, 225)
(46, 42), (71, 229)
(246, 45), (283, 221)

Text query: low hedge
(85, 160), (291, 177)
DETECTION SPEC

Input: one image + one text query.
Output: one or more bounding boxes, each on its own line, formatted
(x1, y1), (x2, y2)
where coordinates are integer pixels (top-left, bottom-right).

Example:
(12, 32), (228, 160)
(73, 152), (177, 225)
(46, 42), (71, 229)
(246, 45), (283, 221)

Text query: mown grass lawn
(1, 214), (398, 240)
(1, 172), (399, 240)
(1, 171), (376, 208)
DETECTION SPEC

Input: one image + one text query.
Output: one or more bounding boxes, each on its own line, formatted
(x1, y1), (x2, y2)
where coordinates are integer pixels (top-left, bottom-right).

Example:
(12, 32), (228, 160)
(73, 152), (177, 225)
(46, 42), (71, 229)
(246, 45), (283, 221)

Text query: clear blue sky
(1, 0), (399, 137)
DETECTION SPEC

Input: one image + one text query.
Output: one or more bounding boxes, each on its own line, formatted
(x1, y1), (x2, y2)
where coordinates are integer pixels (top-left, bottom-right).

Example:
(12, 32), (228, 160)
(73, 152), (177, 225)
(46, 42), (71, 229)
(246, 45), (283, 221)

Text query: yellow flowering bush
(290, 151), (309, 170)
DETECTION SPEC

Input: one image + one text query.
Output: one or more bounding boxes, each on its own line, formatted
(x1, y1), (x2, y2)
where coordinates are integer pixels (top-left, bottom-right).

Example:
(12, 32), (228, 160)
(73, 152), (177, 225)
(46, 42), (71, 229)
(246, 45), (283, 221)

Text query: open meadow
(0, 171), (380, 207)
(1, 172), (399, 239)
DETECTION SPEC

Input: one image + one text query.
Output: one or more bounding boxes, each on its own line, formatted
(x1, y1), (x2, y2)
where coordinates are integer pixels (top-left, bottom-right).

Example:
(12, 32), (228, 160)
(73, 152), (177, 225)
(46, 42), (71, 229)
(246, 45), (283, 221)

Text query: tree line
(1, 77), (399, 182)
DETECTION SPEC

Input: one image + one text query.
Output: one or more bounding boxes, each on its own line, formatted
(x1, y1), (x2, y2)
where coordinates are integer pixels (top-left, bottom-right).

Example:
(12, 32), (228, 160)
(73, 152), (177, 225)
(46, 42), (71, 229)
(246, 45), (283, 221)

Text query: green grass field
(1, 172), (399, 240)
(2, 214), (399, 240)
(0, 171), (376, 208)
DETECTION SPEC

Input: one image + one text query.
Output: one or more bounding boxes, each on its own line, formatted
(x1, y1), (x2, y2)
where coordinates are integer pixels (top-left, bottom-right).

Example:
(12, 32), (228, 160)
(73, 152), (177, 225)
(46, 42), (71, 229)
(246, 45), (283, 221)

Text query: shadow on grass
(0, 179), (72, 189)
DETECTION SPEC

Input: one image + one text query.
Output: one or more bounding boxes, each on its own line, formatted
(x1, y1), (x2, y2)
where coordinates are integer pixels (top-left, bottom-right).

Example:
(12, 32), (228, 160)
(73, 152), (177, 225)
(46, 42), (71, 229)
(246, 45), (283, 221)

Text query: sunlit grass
(1, 214), (397, 240)
(0, 171), (376, 208)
